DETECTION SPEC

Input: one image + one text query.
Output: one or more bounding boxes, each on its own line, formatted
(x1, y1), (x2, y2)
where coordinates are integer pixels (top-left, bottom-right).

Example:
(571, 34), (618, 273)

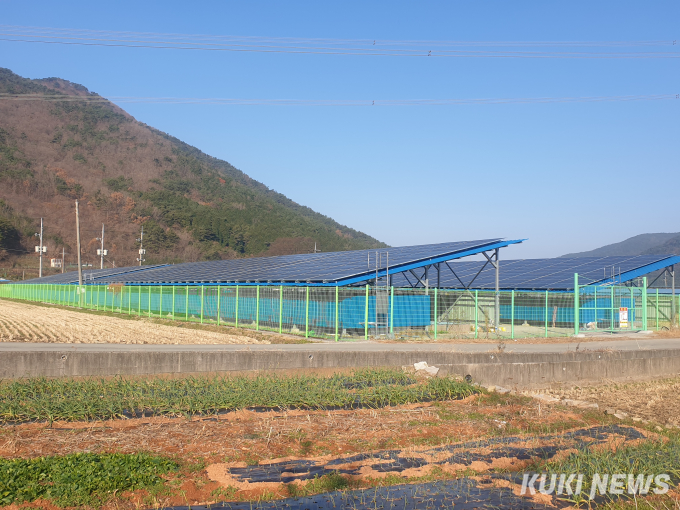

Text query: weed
(286, 472), (349, 498)
(211, 486), (238, 501)
(0, 452), (177, 507)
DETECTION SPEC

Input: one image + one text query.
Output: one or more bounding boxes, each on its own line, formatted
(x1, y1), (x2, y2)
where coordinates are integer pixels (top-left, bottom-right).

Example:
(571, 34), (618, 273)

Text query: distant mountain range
(562, 233), (680, 258)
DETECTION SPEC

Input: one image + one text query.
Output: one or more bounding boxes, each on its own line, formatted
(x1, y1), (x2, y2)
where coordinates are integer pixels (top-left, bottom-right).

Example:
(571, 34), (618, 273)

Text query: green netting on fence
(1, 281), (675, 341)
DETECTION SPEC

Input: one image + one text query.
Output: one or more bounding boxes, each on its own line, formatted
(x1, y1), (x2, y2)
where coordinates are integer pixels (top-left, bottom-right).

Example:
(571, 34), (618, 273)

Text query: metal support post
(433, 287), (438, 340)
(656, 289), (659, 331)
(235, 285), (239, 327)
(545, 290), (549, 338)
(364, 285), (369, 340)
(511, 290), (515, 340)
(390, 286), (394, 335)
(305, 286), (310, 338)
(672, 266), (676, 328)
(159, 286), (163, 317)
(474, 290), (479, 339)
(138, 286), (142, 316)
(642, 277), (648, 331)
(185, 286), (189, 321)
(278, 285), (283, 333)
(217, 286), (221, 326)
(335, 286), (339, 341)
(128, 286), (132, 315)
(574, 273), (579, 336)
(494, 248), (500, 329)
(256, 286), (260, 330)
(172, 286), (175, 320)
(200, 286), (204, 323)
(148, 287), (152, 318)
(610, 286), (615, 332)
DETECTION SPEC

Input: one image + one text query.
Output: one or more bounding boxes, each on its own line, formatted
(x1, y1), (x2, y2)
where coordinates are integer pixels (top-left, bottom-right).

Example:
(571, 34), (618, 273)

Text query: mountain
(643, 235), (680, 256)
(0, 68), (386, 277)
(561, 233), (680, 258)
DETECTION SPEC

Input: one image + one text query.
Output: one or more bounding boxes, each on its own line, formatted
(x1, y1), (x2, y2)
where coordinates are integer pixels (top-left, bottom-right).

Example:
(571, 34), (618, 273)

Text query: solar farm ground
(0, 372), (679, 510)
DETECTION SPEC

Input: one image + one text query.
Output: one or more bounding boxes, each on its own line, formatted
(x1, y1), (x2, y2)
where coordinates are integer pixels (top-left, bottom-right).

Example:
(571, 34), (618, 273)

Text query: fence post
(148, 287), (152, 318)
(364, 285), (369, 340)
(256, 285), (260, 331)
(138, 286), (142, 316)
(217, 286), (221, 326)
(159, 286), (163, 318)
(200, 286), (204, 324)
(573, 273), (579, 336)
(305, 286), (310, 338)
(545, 289), (549, 338)
(128, 286), (132, 315)
(172, 286), (175, 320)
(279, 285), (283, 334)
(235, 285), (239, 328)
(656, 289), (659, 331)
(334, 286), (339, 341)
(610, 286), (615, 332)
(185, 286), (189, 321)
(511, 290), (515, 340)
(433, 288), (438, 340)
(390, 286), (394, 336)
(474, 290), (478, 339)
(642, 277), (648, 331)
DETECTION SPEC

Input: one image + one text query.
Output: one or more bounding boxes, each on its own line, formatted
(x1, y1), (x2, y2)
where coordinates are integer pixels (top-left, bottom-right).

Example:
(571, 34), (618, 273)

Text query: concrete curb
(2, 346), (680, 388)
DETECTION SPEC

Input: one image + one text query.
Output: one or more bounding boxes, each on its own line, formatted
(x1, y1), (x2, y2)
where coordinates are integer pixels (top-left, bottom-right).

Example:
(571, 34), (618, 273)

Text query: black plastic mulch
(165, 477), (559, 510)
(228, 425), (643, 484)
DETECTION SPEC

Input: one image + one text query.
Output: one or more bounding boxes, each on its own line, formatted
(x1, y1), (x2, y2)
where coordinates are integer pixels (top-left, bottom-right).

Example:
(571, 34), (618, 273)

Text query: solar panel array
(20, 265), (168, 285)
(390, 254), (680, 290)
(21, 239), (513, 286)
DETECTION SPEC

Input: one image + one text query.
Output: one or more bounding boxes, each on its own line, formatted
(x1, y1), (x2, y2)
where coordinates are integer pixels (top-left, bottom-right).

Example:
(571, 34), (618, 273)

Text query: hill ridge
(0, 68), (385, 278)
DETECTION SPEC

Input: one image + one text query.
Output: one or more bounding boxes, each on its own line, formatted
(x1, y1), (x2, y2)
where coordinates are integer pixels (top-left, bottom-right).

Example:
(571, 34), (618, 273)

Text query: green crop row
(0, 369), (477, 424)
(0, 452), (177, 507)
(538, 433), (680, 506)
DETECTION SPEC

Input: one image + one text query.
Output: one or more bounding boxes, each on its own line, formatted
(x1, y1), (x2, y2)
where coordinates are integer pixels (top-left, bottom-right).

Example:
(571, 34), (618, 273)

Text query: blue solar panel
(21, 265), (168, 285)
(22, 238), (522, 286)
(390, 255), (680, 290)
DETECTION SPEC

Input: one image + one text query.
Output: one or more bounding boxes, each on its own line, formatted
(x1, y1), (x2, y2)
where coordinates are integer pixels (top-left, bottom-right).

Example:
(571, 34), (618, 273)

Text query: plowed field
(0, 300), (268, 345)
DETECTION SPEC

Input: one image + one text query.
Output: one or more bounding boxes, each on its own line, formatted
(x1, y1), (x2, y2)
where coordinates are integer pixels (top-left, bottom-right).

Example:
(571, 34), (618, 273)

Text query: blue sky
(1, 1), (678, 258)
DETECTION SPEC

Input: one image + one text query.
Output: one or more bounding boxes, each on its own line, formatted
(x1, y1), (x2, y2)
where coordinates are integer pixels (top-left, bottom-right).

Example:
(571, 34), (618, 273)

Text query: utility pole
(96, 224), (107, 269)
(34, 218), (46, 278)
(75, 200), (83, 286)
(136, 226), (145, 266)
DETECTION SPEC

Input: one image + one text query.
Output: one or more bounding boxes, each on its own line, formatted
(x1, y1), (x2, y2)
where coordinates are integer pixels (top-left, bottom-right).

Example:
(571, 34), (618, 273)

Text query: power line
(0, 93), (677, 106)
(0, 25), (677, 58)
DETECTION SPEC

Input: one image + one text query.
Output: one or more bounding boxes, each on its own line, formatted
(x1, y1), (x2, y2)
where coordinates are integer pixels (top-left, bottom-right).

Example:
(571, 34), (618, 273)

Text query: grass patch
(0, 369), (478, 423)
(536, 433), (680, 507)
(286, 472), (350, 498)
(0, 452), (177, 507)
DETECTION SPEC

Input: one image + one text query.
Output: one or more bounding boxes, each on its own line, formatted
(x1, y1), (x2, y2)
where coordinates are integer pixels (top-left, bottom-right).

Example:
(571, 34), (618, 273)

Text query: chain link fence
(1, 280), (674, 341)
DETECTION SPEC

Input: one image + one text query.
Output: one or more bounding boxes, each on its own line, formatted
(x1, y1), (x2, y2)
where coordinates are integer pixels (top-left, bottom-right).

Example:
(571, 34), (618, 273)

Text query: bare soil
(0, 299), (304, 345)
(545, 376), (680, 427)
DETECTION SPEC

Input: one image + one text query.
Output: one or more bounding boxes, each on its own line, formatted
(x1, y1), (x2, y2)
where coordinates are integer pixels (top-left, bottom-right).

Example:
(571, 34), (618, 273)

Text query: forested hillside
(0, 68), (385, 278)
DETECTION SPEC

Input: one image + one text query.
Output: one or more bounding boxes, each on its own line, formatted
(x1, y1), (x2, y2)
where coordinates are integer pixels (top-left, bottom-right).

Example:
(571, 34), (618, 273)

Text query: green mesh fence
(0, 280), (675, 341)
